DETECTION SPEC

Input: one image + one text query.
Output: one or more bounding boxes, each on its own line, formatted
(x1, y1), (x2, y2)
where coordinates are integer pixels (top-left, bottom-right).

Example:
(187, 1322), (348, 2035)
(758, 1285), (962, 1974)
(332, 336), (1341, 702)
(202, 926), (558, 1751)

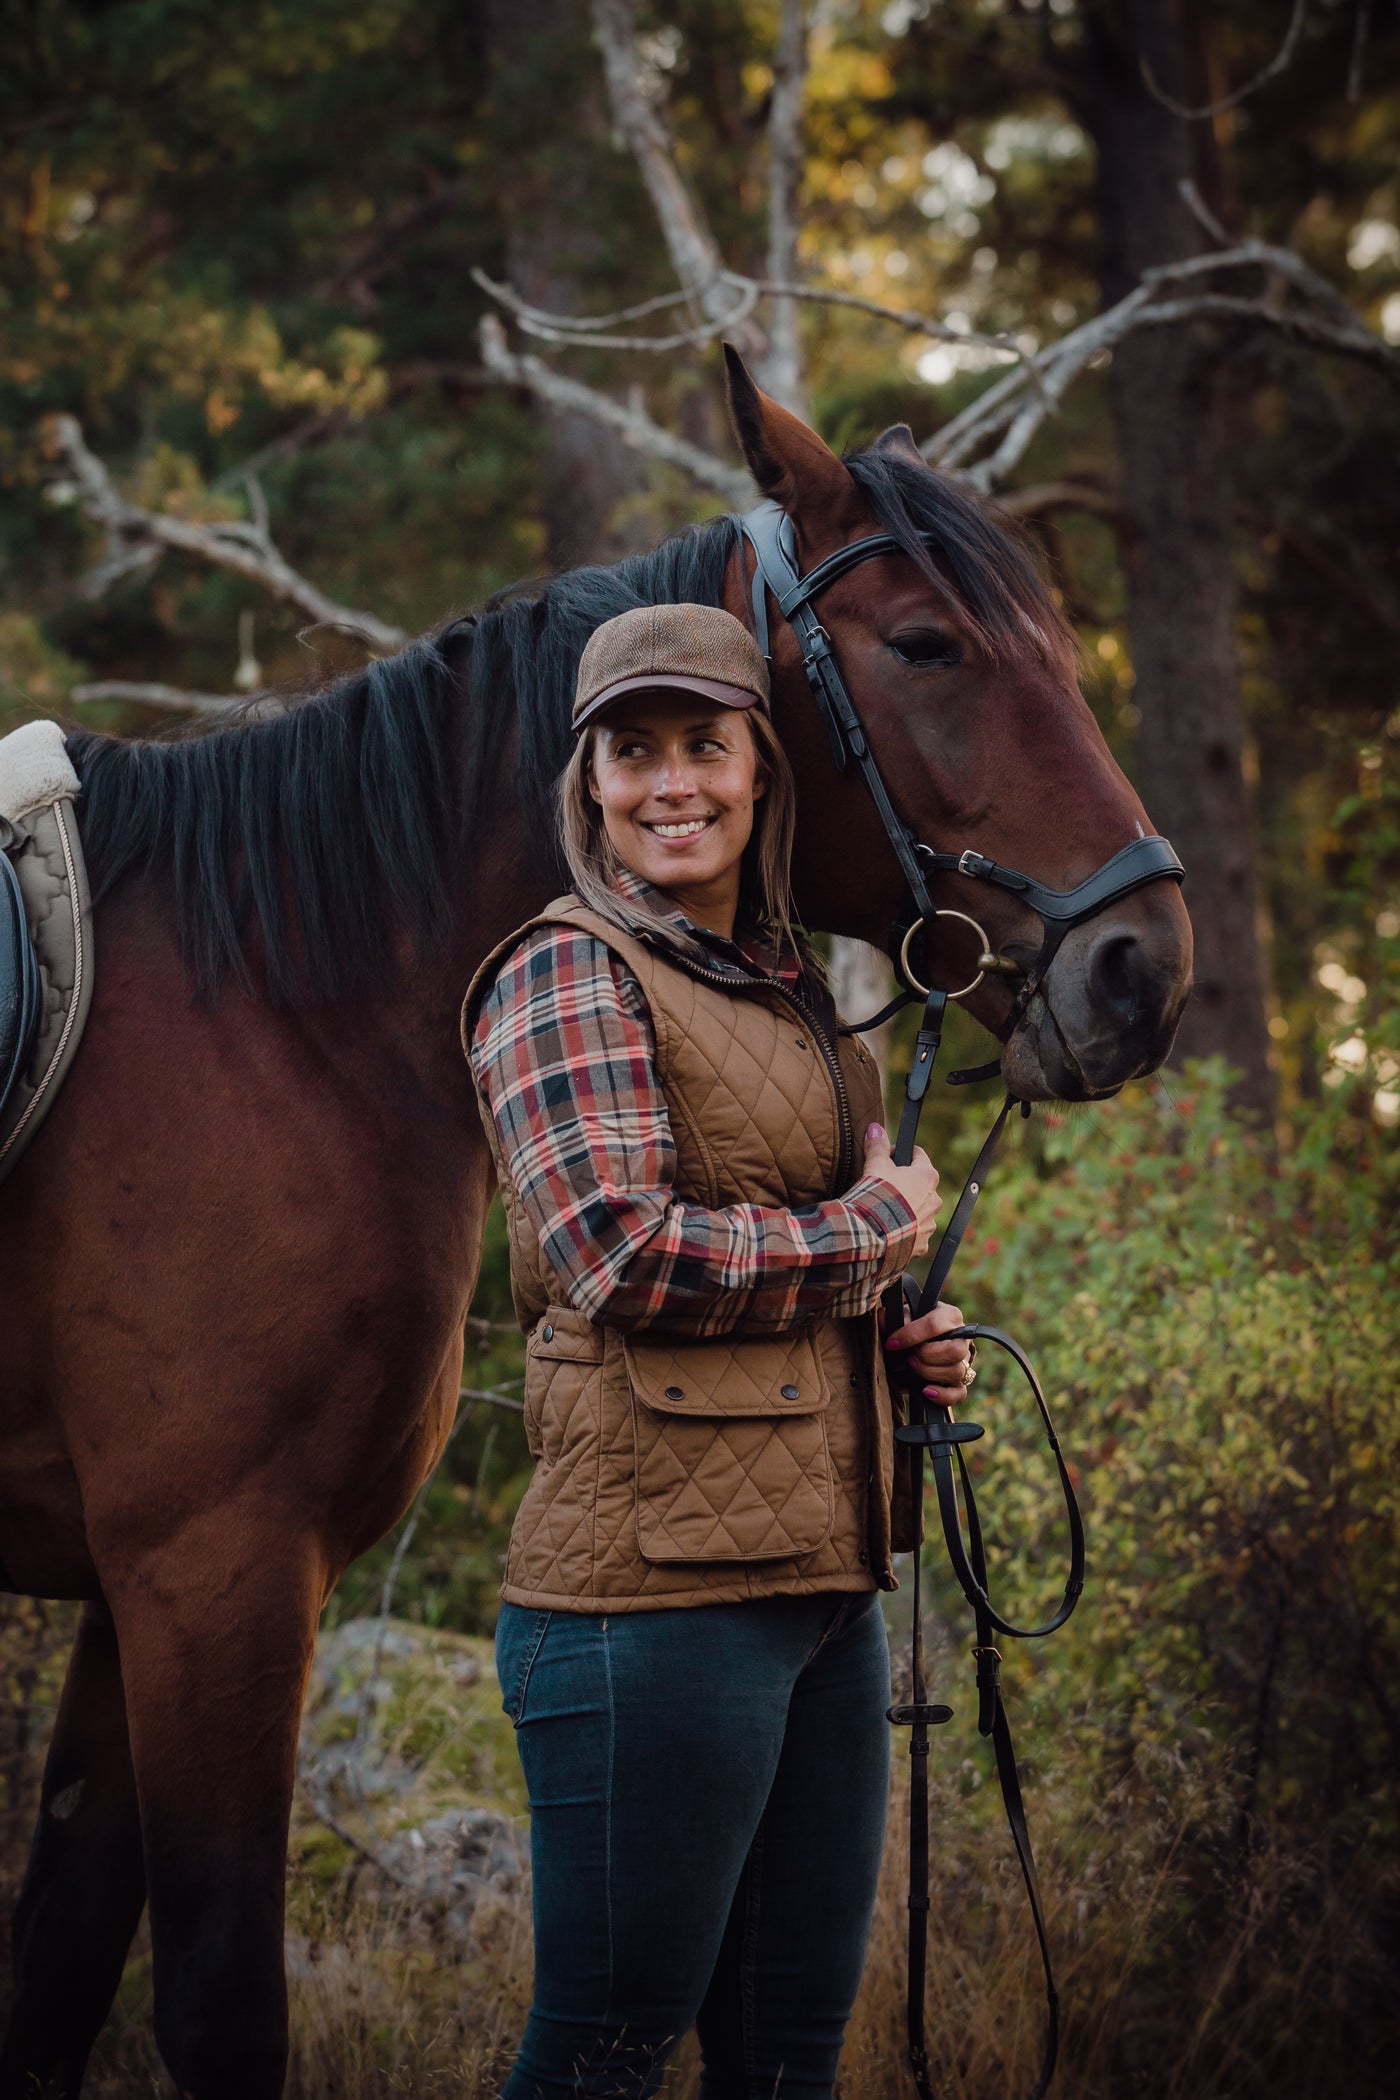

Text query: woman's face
(588, 693), (766, 928)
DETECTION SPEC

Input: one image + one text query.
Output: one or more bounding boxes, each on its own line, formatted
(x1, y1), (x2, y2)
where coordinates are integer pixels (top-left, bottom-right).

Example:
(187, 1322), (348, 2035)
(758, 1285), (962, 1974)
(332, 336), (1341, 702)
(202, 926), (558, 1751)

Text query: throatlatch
(736, 498), (1182, 2100)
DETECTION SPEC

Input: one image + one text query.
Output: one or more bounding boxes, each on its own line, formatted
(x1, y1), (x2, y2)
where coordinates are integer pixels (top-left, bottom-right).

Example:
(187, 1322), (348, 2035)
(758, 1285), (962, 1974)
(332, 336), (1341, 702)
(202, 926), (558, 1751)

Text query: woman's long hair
(556, 707), (803, 966)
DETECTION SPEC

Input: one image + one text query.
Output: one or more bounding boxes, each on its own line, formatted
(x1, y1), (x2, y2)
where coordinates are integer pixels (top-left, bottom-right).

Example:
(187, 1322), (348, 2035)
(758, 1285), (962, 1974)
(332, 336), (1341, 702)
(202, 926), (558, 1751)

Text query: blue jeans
(495, 1591), (891, 2100)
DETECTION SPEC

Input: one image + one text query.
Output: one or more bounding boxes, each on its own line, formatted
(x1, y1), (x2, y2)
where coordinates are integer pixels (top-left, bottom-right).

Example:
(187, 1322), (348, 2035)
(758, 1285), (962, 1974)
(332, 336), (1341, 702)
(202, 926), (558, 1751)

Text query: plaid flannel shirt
(469, 870), (917, 1336)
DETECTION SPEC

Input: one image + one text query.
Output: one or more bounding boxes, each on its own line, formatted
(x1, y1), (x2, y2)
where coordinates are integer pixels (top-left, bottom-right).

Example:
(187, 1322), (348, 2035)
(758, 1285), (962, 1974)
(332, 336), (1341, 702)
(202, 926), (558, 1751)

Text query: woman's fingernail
(886, 1336), (904, 1350)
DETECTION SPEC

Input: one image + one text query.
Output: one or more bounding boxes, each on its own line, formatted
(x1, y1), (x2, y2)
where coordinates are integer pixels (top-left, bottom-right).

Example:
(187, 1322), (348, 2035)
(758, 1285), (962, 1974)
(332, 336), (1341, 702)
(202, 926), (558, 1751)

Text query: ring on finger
(961, 1360), (977, 1387)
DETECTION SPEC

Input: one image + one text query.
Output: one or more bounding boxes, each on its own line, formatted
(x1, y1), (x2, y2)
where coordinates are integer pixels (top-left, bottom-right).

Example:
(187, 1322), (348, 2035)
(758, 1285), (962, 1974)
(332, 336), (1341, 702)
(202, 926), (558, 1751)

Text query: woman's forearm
(539, 1175), (918, 1336)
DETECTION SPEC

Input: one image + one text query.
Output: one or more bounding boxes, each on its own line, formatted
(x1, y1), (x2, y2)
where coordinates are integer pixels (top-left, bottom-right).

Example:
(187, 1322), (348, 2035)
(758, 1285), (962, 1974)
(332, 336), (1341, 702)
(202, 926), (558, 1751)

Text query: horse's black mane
(67, 447), (1069, 1007)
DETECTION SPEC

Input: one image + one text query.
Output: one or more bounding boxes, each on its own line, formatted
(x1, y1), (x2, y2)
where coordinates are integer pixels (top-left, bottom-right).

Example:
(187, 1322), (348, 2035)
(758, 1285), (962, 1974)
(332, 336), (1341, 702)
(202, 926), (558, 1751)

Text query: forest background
(1, 2), (1397, 2095)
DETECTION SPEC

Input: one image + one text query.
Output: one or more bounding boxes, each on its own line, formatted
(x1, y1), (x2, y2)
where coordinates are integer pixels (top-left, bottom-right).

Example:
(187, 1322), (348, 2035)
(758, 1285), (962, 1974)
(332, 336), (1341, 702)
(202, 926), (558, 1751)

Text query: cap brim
(573, 673), (762, 733)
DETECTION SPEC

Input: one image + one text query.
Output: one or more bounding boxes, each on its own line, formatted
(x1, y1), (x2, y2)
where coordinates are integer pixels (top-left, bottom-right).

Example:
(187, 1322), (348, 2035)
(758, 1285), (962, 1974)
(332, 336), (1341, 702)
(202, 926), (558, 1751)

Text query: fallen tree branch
(479, 316), (752, 505)
(43, 414), (409, 652)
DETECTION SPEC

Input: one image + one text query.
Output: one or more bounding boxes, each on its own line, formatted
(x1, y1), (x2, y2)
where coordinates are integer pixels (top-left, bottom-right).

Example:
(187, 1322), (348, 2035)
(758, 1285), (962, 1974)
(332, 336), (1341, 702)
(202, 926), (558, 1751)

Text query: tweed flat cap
(572, 603), (769, 733)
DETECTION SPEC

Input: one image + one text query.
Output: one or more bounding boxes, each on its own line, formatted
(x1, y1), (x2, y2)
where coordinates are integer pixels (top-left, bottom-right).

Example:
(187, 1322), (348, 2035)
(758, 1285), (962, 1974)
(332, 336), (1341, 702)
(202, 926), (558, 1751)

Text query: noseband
(737, 500), (1185, 2100)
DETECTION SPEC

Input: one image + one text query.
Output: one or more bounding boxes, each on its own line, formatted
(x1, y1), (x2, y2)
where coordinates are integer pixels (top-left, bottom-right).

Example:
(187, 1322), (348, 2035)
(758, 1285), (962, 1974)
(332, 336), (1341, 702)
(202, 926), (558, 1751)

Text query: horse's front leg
(100, 1517), (326, 2100)
(0, 1599), (146, 2100)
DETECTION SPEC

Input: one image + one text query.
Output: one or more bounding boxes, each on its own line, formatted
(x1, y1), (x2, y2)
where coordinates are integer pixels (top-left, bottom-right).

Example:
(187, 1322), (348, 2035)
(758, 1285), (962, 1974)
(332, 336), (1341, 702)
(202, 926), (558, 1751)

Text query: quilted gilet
(463, 897), (913, 1613)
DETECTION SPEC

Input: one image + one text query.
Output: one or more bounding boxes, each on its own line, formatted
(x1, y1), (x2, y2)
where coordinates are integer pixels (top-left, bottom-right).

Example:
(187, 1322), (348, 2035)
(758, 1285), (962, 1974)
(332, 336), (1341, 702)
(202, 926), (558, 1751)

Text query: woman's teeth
(646, 818), (712, 839)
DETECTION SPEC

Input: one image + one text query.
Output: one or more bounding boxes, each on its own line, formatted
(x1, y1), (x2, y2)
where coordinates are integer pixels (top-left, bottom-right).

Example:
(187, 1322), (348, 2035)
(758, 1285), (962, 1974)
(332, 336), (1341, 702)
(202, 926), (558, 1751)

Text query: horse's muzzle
(1002, 897), (1194, 1101)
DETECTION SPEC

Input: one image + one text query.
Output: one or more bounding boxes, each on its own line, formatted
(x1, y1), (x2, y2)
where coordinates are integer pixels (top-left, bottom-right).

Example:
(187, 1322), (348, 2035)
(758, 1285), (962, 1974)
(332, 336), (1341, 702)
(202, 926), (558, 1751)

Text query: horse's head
(722, 352), (1192, 1103)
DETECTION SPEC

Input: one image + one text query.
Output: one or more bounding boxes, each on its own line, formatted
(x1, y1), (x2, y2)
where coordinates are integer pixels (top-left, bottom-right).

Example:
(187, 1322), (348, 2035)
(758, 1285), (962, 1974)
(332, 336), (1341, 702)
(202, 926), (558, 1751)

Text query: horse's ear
(871, 422), (929, 471)
(723, 343), (863, 531)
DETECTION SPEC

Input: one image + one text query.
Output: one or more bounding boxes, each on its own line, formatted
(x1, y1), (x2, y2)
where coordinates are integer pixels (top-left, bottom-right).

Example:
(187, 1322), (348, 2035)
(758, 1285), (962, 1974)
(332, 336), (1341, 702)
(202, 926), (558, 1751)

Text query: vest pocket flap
(527, 1309), (605, 1365)
(625, 1331), (829, 1418)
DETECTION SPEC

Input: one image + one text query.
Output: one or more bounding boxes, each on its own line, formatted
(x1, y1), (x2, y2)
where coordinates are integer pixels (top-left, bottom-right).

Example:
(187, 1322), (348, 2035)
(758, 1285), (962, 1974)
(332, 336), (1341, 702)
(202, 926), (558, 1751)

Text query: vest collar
(607, 866), (801, 989)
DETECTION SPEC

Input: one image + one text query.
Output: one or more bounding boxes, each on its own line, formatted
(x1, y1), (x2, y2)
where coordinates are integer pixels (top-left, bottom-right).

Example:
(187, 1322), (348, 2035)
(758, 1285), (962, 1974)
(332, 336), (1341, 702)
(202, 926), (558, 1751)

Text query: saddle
(0, 719), (93, 1188)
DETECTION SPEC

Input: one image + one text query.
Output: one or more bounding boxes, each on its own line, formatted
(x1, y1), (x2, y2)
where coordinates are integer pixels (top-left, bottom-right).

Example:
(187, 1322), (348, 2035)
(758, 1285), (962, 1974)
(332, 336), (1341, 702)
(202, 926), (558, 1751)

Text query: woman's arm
(470, 926), (919, 1337)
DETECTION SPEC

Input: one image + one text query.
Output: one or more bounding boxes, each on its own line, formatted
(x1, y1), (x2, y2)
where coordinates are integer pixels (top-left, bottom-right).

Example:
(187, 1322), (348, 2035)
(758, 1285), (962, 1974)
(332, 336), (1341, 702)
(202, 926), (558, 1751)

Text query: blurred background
(1, 3), (1397, 2095)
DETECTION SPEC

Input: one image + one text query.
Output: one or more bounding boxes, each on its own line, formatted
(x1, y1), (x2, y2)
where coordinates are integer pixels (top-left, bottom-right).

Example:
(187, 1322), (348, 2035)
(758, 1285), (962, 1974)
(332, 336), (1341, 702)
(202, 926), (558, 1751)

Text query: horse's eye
(889, 629), (962, 669)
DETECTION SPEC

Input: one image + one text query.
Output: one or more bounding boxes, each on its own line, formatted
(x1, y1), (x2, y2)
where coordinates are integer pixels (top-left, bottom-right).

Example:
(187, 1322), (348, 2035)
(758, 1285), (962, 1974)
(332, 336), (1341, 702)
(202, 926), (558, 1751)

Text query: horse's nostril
(1090, 933), (1145, 1025)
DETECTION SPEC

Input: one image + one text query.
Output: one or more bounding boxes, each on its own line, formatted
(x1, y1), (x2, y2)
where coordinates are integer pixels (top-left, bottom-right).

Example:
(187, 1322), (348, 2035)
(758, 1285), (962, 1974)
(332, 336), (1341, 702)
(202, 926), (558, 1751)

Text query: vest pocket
(524, 1309), (605, 1462)
(625, 1330), (835, 1563)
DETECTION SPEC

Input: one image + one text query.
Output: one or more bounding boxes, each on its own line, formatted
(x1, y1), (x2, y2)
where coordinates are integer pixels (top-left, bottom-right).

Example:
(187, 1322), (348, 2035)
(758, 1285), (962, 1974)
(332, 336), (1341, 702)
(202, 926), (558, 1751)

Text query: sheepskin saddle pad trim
(0, 720), (93, 1187)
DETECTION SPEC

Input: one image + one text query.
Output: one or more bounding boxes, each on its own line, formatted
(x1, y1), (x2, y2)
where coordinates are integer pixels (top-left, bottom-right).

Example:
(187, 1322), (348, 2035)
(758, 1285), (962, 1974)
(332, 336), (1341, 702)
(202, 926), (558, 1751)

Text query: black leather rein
(736, 498), (1183, 2100)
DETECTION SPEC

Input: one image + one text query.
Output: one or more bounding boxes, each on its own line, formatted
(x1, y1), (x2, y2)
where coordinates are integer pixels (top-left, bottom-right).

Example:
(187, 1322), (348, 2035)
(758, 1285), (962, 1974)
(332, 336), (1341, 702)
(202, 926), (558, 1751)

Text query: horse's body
(0, 369), (1190, 2098)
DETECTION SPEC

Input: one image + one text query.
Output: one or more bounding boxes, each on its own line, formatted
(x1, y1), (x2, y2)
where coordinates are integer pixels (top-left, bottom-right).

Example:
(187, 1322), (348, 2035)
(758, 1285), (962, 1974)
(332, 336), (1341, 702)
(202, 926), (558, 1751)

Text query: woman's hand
(862, 1122), (941, 1256)
(884, 1300), (976, 1410)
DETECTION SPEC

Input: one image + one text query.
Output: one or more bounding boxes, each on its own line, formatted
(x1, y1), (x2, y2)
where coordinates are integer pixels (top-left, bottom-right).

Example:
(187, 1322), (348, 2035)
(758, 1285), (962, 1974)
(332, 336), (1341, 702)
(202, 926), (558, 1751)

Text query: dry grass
(0, 1604), (1391, 2099)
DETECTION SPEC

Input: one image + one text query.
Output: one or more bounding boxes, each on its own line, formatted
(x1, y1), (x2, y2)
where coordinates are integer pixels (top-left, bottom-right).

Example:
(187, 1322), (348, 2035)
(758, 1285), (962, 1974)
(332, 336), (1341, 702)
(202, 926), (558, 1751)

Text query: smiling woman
(460, 596), (968, 2100)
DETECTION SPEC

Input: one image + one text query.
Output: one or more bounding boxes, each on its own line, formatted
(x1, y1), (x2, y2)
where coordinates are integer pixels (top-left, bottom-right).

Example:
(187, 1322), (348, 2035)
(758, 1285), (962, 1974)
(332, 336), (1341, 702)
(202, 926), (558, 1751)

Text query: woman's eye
(889, 629), (962, 668)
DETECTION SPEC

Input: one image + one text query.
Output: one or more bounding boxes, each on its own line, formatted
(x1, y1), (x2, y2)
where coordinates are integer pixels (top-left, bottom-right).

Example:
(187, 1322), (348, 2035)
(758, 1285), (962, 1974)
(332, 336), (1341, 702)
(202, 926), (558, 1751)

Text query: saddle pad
(0, 847), (41, 1103)
(0, 719), (93, 1188)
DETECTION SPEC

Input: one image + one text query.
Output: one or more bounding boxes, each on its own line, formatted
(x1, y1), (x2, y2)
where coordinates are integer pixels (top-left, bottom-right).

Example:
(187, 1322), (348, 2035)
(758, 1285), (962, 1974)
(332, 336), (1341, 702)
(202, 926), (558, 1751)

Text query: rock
(379, 1806), (527, 1935)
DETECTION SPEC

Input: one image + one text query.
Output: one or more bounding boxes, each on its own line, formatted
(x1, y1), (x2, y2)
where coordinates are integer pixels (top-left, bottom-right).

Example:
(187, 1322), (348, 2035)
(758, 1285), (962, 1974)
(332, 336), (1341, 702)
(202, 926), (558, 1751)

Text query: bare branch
(761, 0), (810, 412)
(1140, 0), (1309, 119)
(71, 680), (247, 715)
(995, 480), (1120, 519)
(479, 316), (752, 505)
(474, 266), (760, 353)
(43, 414), (409, 652)
(1177, 176), (1234, 252)
(476, 265), (1023, 362)
(927, 242), (1400, 489)
(243, 472), (270, 541)
(592, 1), (746, 331)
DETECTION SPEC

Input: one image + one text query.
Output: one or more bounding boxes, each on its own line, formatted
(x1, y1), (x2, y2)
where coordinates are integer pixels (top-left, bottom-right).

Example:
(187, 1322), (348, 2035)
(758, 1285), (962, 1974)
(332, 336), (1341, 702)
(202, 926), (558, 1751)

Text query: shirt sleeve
(469, 925), (919, 1337)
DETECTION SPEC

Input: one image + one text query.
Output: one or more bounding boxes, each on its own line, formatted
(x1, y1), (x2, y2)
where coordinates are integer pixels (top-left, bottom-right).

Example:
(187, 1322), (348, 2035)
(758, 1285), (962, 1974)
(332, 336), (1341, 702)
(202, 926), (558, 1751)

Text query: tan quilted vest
(463, 897), (916, 1614)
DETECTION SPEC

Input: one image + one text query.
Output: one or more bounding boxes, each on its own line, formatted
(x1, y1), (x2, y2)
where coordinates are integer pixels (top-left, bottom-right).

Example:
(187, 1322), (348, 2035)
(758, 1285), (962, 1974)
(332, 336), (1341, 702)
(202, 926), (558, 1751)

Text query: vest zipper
(663, 955), (856, 1196)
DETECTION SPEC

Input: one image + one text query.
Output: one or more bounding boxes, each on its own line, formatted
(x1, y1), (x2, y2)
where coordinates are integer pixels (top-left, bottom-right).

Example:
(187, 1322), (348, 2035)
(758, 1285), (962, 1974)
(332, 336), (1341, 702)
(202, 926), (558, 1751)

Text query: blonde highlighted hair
(556, 705), (805, 966)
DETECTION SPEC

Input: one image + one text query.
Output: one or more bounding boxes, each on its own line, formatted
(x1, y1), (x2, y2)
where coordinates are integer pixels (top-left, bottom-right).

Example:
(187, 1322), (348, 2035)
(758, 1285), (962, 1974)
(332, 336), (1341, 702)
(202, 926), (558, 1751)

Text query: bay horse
(0, 355), (1191, 2099)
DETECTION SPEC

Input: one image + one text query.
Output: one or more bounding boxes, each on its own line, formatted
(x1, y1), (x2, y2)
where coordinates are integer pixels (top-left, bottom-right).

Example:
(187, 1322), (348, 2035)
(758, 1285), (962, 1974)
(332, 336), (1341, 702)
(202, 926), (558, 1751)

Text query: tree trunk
(1079, 0), (1276, 1117)
(479, 0), (646, 568)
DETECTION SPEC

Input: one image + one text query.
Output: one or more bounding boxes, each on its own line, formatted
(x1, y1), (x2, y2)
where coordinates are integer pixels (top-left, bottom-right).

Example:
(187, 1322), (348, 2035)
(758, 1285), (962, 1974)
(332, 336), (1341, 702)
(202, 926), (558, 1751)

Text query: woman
(464, 600), (974, 2100)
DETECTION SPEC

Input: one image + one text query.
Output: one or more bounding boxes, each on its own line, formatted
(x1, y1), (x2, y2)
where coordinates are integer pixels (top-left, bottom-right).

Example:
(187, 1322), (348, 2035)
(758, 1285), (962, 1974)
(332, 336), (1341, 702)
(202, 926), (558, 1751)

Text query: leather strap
(741, 503), (936, 918)
(917, 833), (1184, 926)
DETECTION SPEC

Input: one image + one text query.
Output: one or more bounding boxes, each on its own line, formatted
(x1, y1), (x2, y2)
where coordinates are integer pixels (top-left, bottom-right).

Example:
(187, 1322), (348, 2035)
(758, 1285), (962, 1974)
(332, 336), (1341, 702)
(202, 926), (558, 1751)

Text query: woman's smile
(641, 814), (717, 840)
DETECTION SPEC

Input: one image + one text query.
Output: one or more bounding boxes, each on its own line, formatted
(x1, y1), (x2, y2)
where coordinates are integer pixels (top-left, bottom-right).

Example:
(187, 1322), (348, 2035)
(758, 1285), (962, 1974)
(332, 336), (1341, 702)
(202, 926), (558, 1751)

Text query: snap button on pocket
(542, 1323), (554, 1342)
(664, 1385), (684, 1400)
(781, 1383), (800, 1400)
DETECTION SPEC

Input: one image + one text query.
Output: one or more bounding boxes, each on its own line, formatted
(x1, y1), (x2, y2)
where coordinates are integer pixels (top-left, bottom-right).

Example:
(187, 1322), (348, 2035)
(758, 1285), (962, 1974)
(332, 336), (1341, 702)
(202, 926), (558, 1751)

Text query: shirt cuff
(844, 1176), (920, 1274)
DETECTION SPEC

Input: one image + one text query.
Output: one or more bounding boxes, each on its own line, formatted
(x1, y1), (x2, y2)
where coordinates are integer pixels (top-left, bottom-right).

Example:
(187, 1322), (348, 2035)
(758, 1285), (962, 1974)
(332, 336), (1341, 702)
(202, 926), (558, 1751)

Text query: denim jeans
(495, 1590), (891, 2100)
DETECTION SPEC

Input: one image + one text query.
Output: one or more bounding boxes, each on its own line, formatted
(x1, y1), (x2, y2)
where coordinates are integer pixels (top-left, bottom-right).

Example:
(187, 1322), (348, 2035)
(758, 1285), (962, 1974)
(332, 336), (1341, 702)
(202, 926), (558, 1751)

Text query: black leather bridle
(737, 499), (1185, 2100)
